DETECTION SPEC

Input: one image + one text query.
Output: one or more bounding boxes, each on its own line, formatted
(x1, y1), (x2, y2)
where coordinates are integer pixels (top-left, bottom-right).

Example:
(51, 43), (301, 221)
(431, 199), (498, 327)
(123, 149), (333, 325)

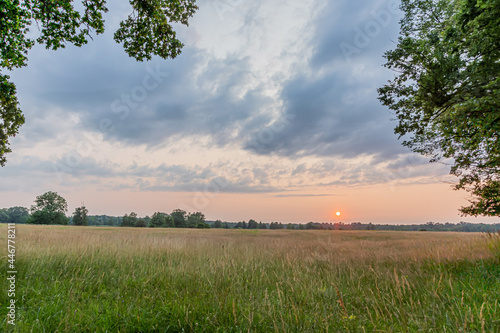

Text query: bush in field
(135, 219), (147, 228)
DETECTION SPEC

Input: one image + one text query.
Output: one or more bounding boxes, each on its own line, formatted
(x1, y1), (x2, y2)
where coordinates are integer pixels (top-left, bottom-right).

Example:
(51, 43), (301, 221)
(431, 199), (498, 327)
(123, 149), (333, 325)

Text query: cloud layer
(2, 0), (455, 207)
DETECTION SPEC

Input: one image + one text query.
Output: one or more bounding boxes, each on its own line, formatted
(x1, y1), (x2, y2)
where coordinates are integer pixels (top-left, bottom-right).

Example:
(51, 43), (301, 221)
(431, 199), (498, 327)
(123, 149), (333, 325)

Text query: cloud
(242, 0), (405, 162)
(243, 68), (406, 160)
(14, 41), (275, 151)
(50, 157), (283, 194)
(12, 0), (404, 161)
(311, 0), (401, 68)
(2, 0), (453, 197)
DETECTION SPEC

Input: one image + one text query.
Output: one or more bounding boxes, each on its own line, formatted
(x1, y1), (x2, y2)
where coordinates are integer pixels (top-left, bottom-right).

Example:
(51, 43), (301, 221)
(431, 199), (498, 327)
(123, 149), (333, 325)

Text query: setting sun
(336, 211), (341, 217)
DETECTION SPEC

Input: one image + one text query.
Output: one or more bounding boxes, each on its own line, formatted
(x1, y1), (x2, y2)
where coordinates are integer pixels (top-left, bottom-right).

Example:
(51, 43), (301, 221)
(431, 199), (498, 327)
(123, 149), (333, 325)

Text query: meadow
(1, 225), (499, 332)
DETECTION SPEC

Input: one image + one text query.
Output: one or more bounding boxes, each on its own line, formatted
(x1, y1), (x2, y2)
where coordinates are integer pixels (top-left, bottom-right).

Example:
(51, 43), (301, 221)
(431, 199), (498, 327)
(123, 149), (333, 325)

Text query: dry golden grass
(11, 225), (492, 264)
(1, 225), (498, 332)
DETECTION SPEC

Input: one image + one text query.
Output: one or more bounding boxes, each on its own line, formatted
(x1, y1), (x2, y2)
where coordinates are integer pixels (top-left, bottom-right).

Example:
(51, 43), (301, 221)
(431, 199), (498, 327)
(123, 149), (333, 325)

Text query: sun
(336, 211), (341, 217)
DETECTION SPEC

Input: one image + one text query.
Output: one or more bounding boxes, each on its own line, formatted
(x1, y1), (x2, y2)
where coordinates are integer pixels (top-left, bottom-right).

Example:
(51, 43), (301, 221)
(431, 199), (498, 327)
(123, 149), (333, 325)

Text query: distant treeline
(1, 206), (499, 232)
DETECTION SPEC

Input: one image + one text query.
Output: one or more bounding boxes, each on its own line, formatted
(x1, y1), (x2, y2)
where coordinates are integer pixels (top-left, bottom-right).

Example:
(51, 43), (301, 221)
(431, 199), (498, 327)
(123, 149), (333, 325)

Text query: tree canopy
(150, 212), (167, 227)
(31, 191), (68, 214)
(29, 191), (69, 224)
(121, 212), (138, 227)
(378, 0), (500, 217)
(187, 211), (205, 228)
(0, 0), (198, 166)
(171, 209), (187, 228)
(0, 206), (29, 223)
(72, 205), (89, 226)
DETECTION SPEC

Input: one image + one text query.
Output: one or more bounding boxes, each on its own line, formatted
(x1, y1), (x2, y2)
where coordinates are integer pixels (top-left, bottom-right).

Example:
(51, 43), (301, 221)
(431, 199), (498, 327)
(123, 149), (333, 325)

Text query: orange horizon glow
(1, 182), (499, 225)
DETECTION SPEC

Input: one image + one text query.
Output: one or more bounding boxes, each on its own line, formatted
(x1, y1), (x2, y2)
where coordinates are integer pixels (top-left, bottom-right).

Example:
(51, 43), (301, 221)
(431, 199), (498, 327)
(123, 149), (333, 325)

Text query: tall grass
(1, 225), (499, 332)
(484, 231), (500, 261)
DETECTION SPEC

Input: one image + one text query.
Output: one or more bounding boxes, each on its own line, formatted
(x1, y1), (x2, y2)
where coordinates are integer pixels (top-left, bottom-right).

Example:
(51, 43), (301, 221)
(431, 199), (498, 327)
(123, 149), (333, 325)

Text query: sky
(1, 0), (497, 224)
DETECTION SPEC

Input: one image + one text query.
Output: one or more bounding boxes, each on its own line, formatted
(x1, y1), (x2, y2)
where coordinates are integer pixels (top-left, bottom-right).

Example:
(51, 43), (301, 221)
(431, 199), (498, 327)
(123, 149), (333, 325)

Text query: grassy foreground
(1, 225), (499, 332)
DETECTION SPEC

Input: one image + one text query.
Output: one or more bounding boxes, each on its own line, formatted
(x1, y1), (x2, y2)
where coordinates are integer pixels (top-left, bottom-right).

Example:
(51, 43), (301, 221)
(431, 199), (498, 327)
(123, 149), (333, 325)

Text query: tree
(378, 0), (500, 216)
(213, 220), (223, 228)
(270, 222), (283, 230)
(305, 222), (321, 230)
(0, 206), (30, 223)
(31, 191), (68, 214)
(72, 205), (89, 226)
(0, 209), (9, 223)
(150, 212), (167, 228)
(8, 206), (30, 223)
(29, 210), (68, 225)
(286, 223), (295, 230)
(165, 215), (175, 228)
(28, 191), (68, 225)
(234, 221), (245, 229)
(187, 212), (205, 228)
(121, 212), (138, 227)
(0, 0), (198, 166)
(171, 209), (187, 228)
(248, 219), (259, 229)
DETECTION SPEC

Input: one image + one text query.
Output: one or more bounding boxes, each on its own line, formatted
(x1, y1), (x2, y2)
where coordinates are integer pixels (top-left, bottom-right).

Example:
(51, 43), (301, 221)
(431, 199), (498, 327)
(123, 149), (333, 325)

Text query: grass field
(1, 225), (499, 332)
